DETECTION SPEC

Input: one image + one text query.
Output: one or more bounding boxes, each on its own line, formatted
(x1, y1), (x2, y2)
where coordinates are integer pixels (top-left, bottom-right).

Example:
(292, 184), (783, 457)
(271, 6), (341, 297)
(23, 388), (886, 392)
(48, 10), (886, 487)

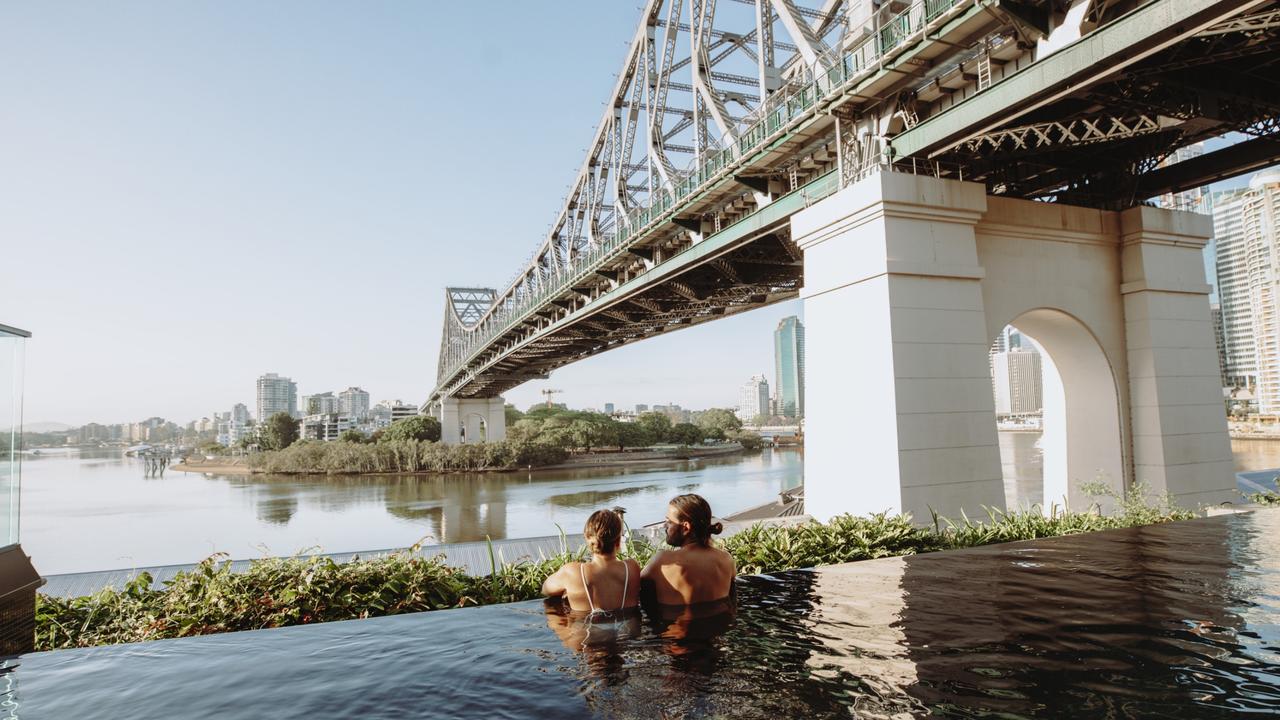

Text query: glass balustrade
(0, 325), (28, 550)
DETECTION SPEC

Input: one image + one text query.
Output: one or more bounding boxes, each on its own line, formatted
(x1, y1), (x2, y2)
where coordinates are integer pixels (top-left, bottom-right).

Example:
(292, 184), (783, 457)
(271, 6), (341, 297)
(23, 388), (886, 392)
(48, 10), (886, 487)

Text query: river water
(19, 436), (1276, 575)
(20, 447), (803, 575)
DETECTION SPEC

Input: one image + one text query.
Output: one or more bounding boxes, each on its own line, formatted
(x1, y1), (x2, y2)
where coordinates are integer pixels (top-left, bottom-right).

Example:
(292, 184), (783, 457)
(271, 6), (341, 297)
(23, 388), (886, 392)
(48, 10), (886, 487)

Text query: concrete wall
(795, 171), (1234, 522)
(438, 396), (507, 444)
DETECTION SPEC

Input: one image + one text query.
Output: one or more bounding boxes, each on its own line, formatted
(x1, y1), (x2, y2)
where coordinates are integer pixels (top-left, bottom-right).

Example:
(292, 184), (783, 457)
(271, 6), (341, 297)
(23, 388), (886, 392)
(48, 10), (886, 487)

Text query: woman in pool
(542, 508), (641, 615)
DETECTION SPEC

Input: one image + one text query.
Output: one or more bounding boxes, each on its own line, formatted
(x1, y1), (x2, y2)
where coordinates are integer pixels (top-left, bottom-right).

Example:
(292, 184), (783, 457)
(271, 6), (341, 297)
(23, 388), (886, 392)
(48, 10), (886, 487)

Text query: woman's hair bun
(709, 521), (724, 536)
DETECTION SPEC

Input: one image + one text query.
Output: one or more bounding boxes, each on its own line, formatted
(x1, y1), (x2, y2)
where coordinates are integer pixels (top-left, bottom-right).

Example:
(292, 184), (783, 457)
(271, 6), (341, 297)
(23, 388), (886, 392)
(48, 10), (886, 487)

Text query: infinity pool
(7, 510), (1280, 718)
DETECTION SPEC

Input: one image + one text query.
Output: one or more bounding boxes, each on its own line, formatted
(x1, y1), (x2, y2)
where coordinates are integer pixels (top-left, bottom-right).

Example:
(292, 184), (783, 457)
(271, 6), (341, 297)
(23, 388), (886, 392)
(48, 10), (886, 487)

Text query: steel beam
(890, 0), (1269, 159)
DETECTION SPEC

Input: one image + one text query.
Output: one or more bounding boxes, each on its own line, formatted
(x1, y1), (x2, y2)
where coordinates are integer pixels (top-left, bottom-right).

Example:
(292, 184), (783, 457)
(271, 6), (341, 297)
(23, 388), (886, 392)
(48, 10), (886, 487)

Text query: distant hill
(2, 422), (73, 433)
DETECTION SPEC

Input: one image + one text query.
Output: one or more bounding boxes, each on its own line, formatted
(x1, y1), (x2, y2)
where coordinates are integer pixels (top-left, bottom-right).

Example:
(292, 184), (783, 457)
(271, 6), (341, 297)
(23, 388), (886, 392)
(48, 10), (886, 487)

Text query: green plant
(1246, 476), (1280, 506)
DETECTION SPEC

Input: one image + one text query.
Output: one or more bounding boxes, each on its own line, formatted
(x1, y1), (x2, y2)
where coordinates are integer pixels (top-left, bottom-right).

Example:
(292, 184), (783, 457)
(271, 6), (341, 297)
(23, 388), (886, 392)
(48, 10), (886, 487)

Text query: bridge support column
(794, 171), (1004, 522)
(437, 396), (506, 445)
(1120, 207), (1234, 507)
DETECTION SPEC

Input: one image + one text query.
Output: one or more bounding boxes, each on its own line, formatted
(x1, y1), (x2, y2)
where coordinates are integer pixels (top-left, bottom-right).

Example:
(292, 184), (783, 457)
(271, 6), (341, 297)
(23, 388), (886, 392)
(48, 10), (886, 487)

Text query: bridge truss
(431, 0), (1280, 406)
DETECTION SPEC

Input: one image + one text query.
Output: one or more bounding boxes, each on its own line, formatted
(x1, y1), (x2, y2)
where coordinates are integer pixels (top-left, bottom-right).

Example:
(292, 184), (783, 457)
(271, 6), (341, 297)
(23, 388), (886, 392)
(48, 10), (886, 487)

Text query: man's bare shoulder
(645, 549), (679, 566)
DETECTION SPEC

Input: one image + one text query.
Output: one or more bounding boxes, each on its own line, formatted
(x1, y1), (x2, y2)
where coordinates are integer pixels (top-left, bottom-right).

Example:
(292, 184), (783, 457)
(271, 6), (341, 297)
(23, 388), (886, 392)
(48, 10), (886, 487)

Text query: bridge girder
(433, 0), (1280, 401)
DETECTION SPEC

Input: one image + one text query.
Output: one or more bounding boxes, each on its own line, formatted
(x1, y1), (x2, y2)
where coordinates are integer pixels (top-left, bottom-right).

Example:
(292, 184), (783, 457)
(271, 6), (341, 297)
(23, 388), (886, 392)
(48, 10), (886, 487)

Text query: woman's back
(559, 558), (641, 614)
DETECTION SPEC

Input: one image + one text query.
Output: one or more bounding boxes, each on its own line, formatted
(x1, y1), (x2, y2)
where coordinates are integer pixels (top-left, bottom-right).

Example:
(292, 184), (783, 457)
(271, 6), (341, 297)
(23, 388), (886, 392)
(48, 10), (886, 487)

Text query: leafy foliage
(261, 412), (300, 451)
(696, 408), (742, 435)
(379, 415), (441, 443)
(247, 439), (567, 474)
(1246, 476), (1280, 506)
(726, 429), (764, 450)
(668, 422), (706, 446)
(259, 412), (299, 445)
(636, 412), (673, 444)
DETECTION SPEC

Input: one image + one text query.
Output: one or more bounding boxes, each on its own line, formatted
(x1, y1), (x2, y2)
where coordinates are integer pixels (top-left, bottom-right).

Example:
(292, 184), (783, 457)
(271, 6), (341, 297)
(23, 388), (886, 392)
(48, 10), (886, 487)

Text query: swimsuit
(579, 559), (629, 615)
(576, 560), (637, 648)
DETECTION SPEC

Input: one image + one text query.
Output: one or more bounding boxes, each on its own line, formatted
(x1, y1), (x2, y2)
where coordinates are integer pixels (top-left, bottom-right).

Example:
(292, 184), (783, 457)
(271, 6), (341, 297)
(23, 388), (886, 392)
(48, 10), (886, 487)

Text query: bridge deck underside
(894, 0), (1280, 208)
(452, 214), (809, 400)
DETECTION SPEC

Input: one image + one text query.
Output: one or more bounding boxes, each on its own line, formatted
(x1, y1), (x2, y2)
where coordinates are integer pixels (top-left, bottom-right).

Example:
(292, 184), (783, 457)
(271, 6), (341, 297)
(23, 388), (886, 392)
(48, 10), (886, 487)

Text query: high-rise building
(774, 316), (805, 419)
(737, 375), (770, 422)
(1243, 170), (1280, 413)
(1156, 143), (1209, 213)
(635, 404), (648, 413)
(256, 373), (298, 421)
(339, 387), (371, 418)
(992, 348), (1043, 416)
(603, 403), (615, 415)
(231, 403), (251, 424)
(1215, 188), (1254, 388)
(301, 392), (339, 415)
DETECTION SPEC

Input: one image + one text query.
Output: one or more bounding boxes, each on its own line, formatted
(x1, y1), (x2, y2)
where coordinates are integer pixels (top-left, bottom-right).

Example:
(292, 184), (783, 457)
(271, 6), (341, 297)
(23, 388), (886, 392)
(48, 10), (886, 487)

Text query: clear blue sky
(0, 1), (800, 425)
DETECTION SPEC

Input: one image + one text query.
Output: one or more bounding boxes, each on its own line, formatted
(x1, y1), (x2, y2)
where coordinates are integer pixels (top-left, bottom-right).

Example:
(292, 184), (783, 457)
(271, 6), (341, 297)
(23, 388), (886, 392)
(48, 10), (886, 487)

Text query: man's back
(641, 544), (736, 605)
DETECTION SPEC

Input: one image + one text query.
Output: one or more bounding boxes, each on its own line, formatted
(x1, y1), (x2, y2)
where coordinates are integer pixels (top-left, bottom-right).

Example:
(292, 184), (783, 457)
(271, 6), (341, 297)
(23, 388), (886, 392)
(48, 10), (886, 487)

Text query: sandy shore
(174, 461), (256, 474)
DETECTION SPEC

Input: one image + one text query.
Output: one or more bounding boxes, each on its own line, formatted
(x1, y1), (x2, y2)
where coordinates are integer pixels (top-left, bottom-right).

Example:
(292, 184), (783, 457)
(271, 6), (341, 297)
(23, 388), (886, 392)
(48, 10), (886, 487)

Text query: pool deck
(39, 515), (811, 598)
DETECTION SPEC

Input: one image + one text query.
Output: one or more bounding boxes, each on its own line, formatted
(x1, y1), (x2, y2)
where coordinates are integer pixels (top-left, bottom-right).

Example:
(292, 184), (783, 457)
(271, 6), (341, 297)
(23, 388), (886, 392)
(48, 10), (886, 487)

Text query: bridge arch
(460, 413), (488, 444)
(992, 309), (1126, 514)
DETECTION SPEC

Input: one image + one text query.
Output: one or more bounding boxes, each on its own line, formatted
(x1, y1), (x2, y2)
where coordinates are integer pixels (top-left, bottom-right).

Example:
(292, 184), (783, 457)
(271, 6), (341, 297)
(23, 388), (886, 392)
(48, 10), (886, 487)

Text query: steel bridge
(430, 0), (1280, 416)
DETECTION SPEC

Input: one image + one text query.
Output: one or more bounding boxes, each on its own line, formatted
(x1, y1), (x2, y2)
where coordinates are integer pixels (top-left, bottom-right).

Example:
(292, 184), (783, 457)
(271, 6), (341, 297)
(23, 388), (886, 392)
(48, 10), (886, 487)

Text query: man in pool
(640, 494), (736, 605)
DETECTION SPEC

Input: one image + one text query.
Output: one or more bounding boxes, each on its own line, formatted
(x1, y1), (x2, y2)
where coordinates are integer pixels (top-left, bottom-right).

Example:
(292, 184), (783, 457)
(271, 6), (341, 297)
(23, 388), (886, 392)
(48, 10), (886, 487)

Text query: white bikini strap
(621, 560), (629, 609)
(579, 562), (596, 613)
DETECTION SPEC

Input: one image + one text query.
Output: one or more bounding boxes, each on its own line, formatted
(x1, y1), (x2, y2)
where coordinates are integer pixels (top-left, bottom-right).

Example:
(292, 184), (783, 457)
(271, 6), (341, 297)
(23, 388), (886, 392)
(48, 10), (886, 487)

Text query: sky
(0, 4), (1261, 427)
(0, 1), (802, 426)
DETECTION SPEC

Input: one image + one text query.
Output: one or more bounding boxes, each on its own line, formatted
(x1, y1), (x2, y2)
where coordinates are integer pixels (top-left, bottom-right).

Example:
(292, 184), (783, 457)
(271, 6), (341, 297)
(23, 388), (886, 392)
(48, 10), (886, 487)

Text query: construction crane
(540, 388), (563, 409)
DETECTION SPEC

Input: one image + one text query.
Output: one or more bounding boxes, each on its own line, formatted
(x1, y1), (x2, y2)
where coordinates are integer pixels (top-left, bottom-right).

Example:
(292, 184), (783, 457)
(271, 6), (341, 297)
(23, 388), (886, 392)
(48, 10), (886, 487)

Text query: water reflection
(547, 512), (1280, 718)
(543, 484), (663, 510)
(24, 448), (803, 573)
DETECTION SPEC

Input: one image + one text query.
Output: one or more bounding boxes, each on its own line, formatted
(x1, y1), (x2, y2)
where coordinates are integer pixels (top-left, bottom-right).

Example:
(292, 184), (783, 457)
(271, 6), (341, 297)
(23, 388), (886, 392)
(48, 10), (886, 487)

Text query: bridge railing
(437, 0), (974, 391)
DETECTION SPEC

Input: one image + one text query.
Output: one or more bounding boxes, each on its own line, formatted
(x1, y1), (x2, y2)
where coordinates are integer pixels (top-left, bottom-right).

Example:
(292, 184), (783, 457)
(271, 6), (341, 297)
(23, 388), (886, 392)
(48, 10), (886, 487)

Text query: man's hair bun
(709, 521), (724, 535)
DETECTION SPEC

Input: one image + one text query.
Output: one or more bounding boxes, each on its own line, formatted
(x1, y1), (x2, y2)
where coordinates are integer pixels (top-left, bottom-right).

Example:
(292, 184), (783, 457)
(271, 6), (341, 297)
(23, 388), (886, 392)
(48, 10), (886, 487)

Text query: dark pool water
(8, 510), (1280, 719)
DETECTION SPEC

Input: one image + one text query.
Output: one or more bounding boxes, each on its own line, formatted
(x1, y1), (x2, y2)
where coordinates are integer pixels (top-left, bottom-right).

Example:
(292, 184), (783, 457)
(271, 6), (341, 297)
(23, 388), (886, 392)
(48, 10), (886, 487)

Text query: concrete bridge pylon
(436, 396), (507, 445)
(795, 170), (1234, 522)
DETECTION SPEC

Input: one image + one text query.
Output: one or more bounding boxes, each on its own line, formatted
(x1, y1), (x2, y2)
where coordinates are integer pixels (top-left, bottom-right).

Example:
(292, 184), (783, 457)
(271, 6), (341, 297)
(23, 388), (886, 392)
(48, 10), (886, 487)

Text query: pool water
(7, 510), (1280, 719)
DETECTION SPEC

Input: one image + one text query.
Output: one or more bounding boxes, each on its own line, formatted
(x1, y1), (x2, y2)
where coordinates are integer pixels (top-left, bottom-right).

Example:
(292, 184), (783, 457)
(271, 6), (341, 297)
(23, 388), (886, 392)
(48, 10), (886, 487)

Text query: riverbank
(174, 443), (747, 476)
(537, 442), (745, 470)
(172, 456), (252, 474)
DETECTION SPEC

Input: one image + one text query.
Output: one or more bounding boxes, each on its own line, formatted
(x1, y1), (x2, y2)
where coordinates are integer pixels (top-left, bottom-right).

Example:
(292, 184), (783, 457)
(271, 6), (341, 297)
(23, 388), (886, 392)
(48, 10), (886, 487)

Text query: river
(20, 447), (804, 574)
(19, 436), (1277, 575)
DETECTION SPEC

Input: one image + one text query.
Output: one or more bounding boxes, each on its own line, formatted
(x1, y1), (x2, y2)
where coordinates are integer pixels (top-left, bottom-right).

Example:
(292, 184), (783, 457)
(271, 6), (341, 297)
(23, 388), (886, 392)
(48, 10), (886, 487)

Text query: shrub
(247, 439), (566, 474)
(1247, 476), (1280, 506)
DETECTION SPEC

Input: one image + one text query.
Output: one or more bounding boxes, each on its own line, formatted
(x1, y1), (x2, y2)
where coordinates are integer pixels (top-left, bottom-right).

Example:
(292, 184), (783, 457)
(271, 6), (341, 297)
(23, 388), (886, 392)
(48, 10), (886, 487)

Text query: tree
(262, 412), (300, 451)
(380, 415), (442, 443)
(568, 419), (604, 452)
(669, 422), (705, 446)
(615, 422), (649, 450)
(727, 429), (764, 451)
(697, 408), (742, 435)
(637, 412), (673, 444)
(504, 404), (525, 427)
(338, 429), (366, 443)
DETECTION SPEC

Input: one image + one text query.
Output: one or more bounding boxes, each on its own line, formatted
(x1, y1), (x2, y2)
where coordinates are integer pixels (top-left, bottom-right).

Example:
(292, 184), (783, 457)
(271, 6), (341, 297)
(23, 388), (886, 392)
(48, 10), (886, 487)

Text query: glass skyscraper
(774, 316), (805, 419)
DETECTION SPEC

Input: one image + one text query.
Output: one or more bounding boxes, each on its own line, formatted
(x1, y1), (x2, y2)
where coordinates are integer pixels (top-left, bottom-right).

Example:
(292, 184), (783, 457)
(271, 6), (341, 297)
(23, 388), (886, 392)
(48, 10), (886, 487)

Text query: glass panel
(0, 327), (26, 549)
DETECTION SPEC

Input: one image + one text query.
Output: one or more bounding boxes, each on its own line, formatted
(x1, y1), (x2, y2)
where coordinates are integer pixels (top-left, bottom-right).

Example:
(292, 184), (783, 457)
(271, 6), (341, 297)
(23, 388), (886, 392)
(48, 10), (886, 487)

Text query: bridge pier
(794, 171), (1233, 522)
(437, 396), (506, 445)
